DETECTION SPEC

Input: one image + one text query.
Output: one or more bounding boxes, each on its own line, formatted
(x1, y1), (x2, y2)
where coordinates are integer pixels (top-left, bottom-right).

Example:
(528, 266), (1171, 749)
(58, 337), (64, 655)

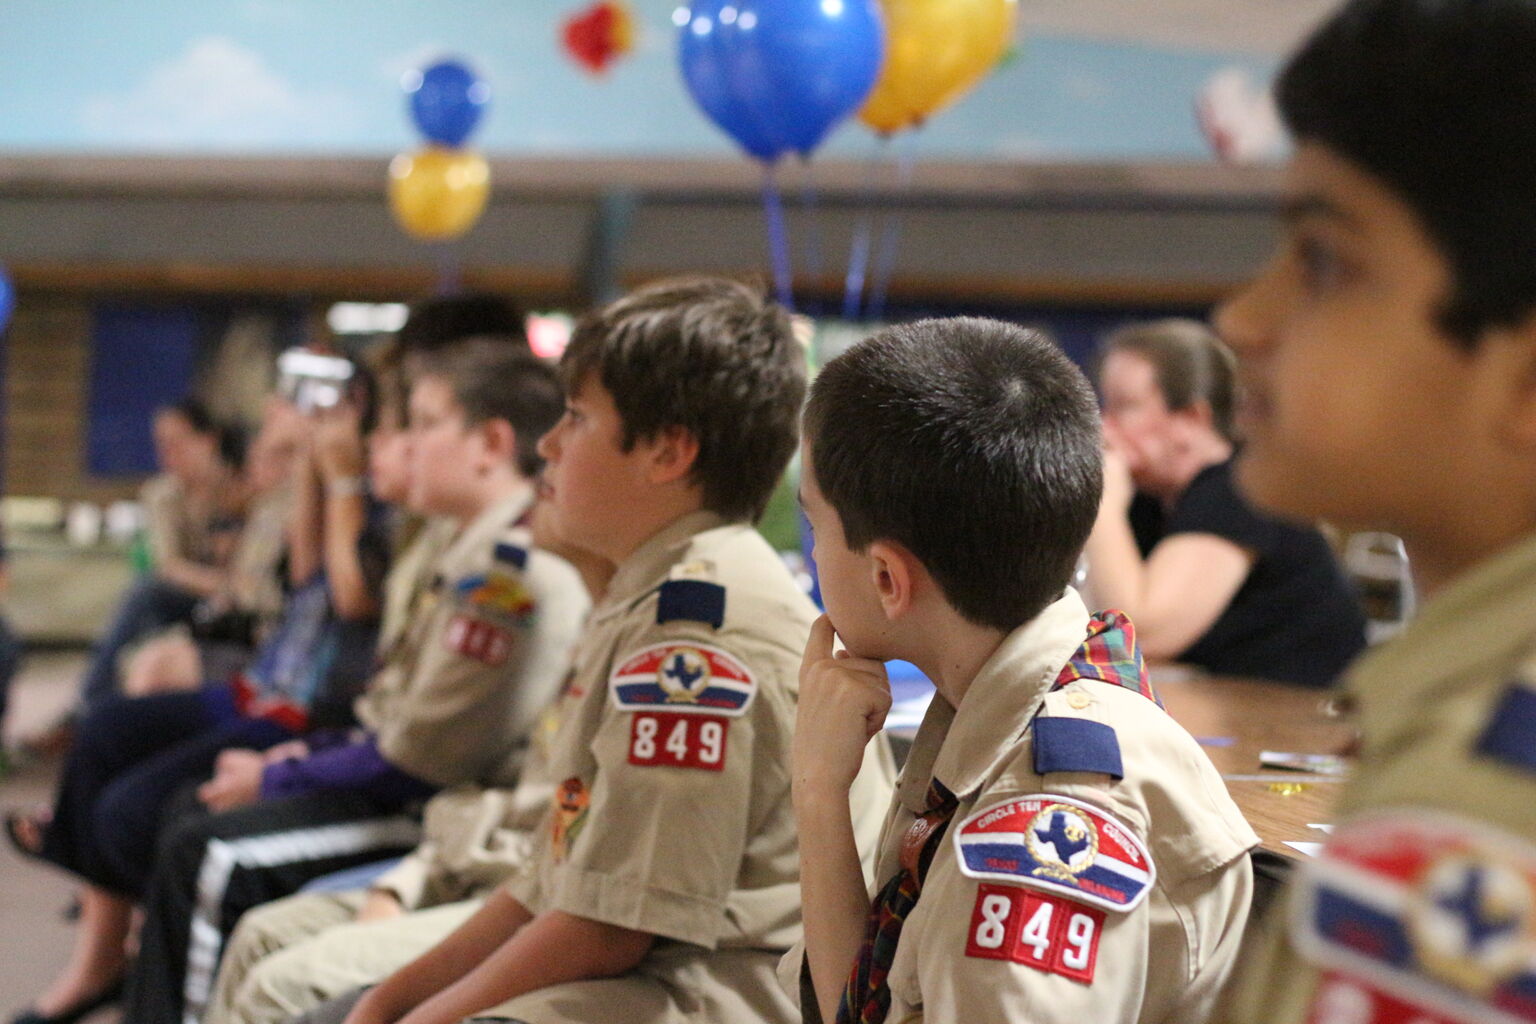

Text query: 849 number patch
(965, 882), (1104, 984)
(628, 712), (727, 771)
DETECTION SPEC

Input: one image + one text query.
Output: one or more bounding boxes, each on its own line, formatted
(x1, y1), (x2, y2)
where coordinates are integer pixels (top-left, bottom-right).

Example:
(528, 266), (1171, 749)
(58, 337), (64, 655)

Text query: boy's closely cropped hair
(792, 316), (1257, 1024)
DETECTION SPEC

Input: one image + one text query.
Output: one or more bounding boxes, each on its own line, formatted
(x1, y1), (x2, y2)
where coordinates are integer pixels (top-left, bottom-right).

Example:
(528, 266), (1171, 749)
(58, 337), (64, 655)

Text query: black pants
(39, 690), (287, 896)
(0, 613), (23, 732)
(124, 791), (420, 1024)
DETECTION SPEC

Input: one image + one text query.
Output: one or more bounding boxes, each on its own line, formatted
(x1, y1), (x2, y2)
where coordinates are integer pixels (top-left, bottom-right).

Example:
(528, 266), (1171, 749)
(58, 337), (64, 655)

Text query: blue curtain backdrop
(86, 304), (199, 477)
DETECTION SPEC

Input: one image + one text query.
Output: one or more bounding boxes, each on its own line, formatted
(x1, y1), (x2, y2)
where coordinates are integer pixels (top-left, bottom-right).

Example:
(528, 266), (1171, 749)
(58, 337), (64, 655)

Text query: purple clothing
(260, 734), (436, 805)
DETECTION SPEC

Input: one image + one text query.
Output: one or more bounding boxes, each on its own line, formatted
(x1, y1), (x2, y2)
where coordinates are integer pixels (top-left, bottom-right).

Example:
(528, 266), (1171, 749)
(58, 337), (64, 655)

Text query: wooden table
(884, 668), (1357, 859)
(1154, 670), (1356, 859)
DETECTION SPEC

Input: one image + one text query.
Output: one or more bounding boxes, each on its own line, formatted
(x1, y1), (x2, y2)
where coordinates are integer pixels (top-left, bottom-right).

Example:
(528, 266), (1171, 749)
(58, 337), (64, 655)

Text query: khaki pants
(206, 890), (480, 1024)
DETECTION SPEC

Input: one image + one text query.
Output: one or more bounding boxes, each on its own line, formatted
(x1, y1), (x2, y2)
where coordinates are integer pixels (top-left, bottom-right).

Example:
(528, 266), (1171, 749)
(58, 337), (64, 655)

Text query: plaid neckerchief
(835, 609), (1153, 1024)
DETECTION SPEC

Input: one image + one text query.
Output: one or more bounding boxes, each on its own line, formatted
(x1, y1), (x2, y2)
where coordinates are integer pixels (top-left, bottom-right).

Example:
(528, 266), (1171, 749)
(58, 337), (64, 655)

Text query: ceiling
(1019, 0), (1342, 56)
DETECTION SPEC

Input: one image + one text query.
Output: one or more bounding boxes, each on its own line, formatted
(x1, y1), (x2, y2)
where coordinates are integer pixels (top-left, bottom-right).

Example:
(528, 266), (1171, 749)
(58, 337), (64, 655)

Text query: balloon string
(867, 142), (915, 323)
(796, 158), (825, 316)
(435, 243), (462, 295)
(761, 164), (795, 311)
(842, 140), (886, 322)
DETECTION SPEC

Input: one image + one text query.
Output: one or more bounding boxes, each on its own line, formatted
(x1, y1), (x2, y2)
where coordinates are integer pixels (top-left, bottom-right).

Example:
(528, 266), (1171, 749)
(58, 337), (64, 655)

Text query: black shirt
(1128, 460), (1366, 688)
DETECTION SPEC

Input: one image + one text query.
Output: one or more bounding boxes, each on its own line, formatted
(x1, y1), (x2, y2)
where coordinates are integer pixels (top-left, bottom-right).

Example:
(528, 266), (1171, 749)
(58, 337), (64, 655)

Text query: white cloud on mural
(80, 36), (355, 148)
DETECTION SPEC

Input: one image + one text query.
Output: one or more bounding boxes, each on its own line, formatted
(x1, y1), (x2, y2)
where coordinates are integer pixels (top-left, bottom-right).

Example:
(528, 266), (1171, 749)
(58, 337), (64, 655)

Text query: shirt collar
(1346, 529), (1536, 752)
(437, 486), (534, 578)
(594, 510), (731, 622)
(899, 588), (1091, 812)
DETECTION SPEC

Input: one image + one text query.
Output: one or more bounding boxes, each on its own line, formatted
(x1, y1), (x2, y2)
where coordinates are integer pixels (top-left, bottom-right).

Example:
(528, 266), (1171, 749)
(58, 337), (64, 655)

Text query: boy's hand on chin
(794, 615), (891, 805)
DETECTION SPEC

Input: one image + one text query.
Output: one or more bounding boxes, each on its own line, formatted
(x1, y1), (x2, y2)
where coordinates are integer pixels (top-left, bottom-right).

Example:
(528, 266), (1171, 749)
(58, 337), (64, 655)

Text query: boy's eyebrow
(1279, 194), (1365, 232)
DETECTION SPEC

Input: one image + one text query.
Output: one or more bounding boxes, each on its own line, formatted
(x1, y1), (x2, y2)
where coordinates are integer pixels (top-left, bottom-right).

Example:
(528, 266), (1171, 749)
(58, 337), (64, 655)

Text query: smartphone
(277, 349), (355, 414)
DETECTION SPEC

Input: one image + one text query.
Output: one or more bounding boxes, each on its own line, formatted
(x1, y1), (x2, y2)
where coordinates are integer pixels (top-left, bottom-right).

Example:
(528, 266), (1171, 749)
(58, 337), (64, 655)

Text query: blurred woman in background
(1083, 318), (1367, 687)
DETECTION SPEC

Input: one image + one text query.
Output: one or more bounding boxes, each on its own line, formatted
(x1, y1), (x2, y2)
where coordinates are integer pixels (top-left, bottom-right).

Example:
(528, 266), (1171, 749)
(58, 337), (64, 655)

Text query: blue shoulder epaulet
(1475, 682), (1536, 774)
(494, 542), (528, 570)
(1032, 715), (1124, 780)
(656, 579), (726, 629)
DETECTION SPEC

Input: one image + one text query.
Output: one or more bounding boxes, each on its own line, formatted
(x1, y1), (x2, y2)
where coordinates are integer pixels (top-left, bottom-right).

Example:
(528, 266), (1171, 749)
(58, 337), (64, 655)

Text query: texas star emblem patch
(608, 643), (755, 717)
(954, 794), (1154, 912)
(1292, 810), (1536, 1024)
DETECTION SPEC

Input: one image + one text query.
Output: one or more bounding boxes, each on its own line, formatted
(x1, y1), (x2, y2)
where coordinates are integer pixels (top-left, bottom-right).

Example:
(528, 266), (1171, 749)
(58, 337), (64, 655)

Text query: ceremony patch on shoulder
(656, 579), (726, 629)
(455, 572), (537, 622)
(609, 642), (755, 717)
(1291, 810), (1536, 1024)
(954, 794), (1154, 912)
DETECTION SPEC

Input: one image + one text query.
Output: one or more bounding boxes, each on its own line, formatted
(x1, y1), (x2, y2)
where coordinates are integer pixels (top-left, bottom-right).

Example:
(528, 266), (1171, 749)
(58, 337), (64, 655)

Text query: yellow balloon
(861, 0), (1018, 135)
(387, 147), (491, 241)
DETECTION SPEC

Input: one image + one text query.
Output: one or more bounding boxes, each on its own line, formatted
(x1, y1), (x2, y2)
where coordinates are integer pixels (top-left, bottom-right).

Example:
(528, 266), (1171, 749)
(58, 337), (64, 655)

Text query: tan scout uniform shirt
(354, 489), (588, 788)
(1215, 532), (1536, 1024)
(794, 588), (1257, 1024)
(142, 472), (231, 570)
(492, 511), (894, 1024)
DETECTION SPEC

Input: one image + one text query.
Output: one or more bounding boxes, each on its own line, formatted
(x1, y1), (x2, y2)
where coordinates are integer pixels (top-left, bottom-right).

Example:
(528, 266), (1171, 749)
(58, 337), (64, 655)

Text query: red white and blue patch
(608, 642), (755, 718)
(954, 794), (1154, 913)
(1292, 811), (1536, 1024)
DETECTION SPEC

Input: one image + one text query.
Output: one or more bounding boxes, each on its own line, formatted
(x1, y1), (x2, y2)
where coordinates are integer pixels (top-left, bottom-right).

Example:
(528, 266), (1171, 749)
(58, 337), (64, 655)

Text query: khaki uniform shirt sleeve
(542, 617), (784, 948)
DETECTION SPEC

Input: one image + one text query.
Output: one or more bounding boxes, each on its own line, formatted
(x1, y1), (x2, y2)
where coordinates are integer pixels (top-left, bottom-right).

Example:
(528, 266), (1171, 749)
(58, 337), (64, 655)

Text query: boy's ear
(478, 419), (519, 472)
(1493, 318), (1536, 451)
(867, 540), (918, 621)
(644, 425), (701, 485)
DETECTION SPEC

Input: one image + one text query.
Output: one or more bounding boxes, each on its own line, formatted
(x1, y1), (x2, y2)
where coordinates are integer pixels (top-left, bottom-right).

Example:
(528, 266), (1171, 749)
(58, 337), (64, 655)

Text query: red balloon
(562, 2), (634, 75)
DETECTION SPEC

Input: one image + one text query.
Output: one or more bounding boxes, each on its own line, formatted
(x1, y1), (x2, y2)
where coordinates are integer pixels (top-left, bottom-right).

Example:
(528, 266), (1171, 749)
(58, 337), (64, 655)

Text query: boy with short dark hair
(1212, 2), (1536, 1021)
(301, 276), (892, 1024)
(793, 316), (1256, 1023)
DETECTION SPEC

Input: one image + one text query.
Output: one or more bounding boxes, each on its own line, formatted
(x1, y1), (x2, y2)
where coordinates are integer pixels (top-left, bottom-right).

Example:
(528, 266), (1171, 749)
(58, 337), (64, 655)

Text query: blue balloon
(405, 59), (489, 147)
(0, 268), (14, 333)
(678, 0), (885, 162)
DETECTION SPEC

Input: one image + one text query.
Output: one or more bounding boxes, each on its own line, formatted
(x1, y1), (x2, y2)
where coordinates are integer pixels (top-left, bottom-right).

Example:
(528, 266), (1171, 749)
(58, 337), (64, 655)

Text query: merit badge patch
(1292, 811), (1536, 1024)
(954, 794), (1154, 912)
(609, 643), (755, 717)
(551, 776), (589, 863)
(444, 614), (513, 665)
(965, 882), (1104, 984)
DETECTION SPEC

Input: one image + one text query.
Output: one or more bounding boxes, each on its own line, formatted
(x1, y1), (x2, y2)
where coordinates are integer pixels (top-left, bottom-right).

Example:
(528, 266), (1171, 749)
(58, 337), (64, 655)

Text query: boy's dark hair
(160, 398), (245, 468)
(806, 318), (1102, 633)
(397, 293), (529, 354)
(560, 276), (805, 522)
(1278, 0), (1536, 346)
(419, 337), (563, 478)
(161, 398), (218, 438)
(1098, 319), (1239, 442)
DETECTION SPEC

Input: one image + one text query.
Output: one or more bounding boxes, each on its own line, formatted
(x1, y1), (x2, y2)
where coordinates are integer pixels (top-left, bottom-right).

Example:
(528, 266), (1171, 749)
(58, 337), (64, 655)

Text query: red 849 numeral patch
(445, 615), (512, 665)
(628, 712), (728, 771)
(965, 883), (1104, 984)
